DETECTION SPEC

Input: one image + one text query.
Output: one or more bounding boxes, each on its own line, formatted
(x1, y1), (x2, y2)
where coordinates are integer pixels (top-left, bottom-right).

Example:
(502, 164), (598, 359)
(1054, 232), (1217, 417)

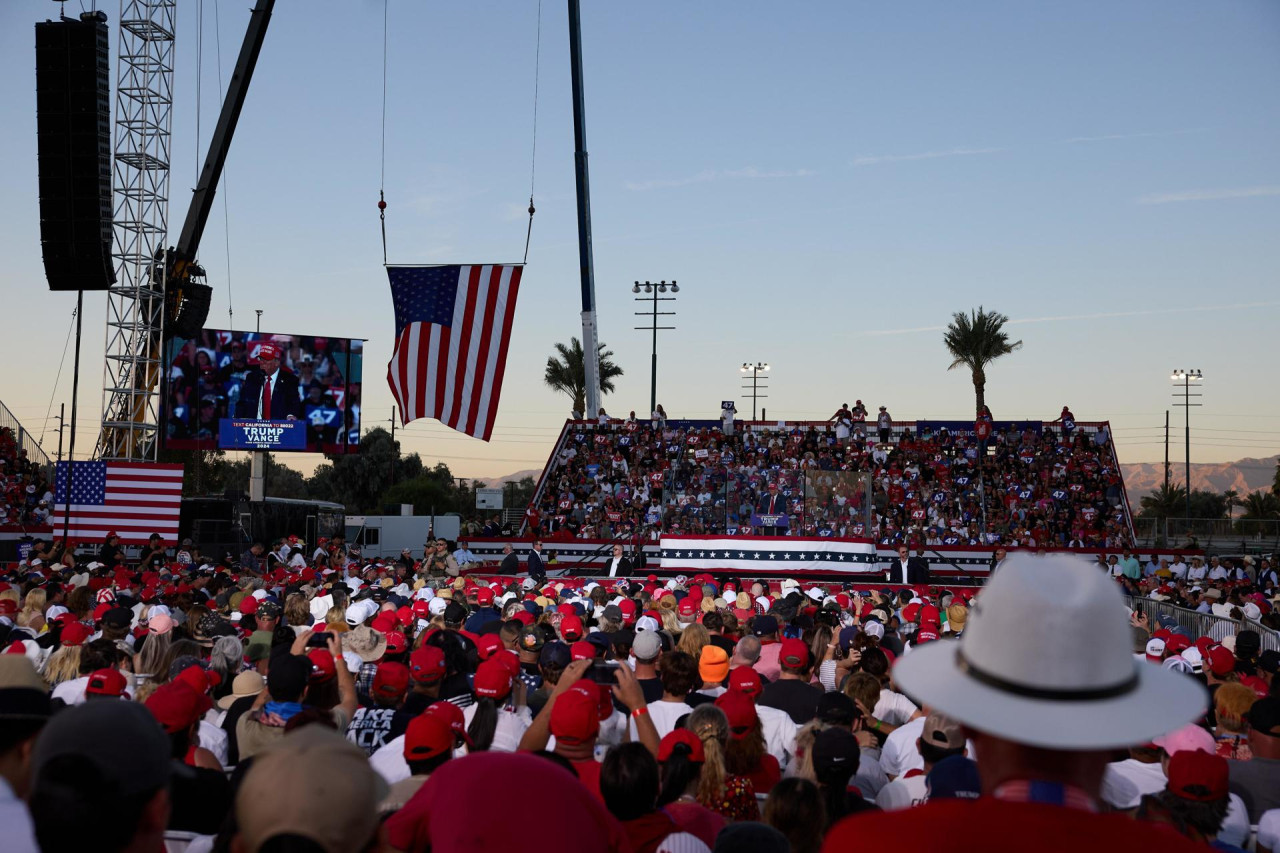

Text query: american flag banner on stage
(661, 535), (879, 574)
(53, 461), (185, 545)
(386, 264), (523, 441)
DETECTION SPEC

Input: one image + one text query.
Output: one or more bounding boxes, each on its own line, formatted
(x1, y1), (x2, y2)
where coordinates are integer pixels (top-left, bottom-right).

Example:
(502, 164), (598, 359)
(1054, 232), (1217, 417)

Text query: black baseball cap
(752, 615), (778, 637)
(815, 692), (856, 726)
(267, 655), (311, 702)
(1247, 696), (1280, 737)
(539, 640), (570, 670)
(442, 602), (468, 625)
(1257, 649), (1280, 676)
(812, 727), (860, 785)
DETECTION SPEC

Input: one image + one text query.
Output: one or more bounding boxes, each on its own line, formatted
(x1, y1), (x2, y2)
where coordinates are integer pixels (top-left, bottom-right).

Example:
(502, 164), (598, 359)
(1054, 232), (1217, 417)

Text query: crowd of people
(2, 534), (1279, 852)
(527, 407), (1132, 550)
(0, 427), (54, 530)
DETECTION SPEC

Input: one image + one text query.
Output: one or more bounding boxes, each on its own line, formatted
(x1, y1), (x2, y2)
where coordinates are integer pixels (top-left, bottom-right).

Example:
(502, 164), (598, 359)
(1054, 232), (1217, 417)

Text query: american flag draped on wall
(386, 264), (523, 441)
(53, 461), (184, 545)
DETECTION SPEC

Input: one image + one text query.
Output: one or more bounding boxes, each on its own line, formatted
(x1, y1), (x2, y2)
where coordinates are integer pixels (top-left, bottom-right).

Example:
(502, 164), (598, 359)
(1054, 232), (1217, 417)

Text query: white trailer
(344, 514), (461, 560)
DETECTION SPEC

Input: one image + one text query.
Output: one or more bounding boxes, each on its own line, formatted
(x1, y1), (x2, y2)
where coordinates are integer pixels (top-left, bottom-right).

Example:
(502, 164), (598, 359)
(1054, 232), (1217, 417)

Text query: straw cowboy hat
(892, 553), (1207, 750)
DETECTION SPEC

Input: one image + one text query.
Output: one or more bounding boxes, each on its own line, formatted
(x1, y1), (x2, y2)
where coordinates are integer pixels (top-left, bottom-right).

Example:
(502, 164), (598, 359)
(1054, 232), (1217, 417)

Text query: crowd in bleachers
(528, 408), (1133, 549)
(0, 426), (54, 529)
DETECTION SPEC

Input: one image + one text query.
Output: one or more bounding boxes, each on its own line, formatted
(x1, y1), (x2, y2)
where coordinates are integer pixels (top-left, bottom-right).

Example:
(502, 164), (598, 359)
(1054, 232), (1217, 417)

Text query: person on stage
(235, 342), (303, 421)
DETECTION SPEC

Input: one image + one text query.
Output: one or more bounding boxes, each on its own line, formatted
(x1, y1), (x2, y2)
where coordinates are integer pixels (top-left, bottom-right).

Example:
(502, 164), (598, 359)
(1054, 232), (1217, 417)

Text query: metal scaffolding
(98, 0), (176, 462)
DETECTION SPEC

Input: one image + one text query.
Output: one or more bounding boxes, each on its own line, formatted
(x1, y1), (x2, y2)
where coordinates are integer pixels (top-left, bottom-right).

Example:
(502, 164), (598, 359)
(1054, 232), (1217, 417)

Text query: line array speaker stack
(35, 12), (115, 292)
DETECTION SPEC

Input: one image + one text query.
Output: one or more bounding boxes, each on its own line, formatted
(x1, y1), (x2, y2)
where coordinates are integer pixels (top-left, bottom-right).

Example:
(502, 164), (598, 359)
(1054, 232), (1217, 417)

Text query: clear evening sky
(1, 1), (1277, 482)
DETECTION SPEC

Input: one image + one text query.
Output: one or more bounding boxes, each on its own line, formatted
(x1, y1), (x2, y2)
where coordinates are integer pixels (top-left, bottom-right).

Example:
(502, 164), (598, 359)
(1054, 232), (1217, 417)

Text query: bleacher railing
(0, 399), (52, 471)
(1134, 517), (1280, 552)
(1124, 594), (1279, 653)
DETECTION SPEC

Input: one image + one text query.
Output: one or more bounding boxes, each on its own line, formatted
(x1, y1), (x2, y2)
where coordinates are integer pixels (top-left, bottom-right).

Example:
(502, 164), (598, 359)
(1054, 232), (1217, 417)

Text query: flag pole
(63, 290), (84, 544)
(567, 0), (601, 419)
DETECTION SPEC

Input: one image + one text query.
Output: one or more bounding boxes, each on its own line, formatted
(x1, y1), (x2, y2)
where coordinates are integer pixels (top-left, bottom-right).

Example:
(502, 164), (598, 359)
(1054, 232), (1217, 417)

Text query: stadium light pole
(1171, 369), (1203, 521)
(632, 280), (677, 416)
(740, 362), (769, 420)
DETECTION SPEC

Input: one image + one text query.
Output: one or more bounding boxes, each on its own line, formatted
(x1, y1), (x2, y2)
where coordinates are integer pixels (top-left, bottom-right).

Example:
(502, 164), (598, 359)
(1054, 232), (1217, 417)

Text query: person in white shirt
(1208, 557), (1229, 581)
(1169, 556), (1187, 579)
(880, 713), (927, 780)
(875, 711), (966, 811)
(630, 654), (700, 741)
(1187, 557), (1208, 581)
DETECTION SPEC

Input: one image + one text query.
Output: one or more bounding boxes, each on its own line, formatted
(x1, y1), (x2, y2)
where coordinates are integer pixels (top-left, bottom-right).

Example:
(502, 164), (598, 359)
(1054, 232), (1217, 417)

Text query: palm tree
(1139, 483), (1186, 519)
(544, 337), (624, 416)
(943, 307), (1023, 416)
(1239, 490), (1280, 520)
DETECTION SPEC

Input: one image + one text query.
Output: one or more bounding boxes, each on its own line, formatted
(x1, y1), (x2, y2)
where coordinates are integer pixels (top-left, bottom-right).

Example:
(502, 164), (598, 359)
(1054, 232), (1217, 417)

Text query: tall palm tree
(943, 306), (1023, 416)
(544, 337), (624, 416)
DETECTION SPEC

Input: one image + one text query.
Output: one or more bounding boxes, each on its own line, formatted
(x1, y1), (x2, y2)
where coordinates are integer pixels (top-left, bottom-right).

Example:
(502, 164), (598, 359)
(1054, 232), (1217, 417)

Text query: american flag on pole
(53, 461), (184, 545)
(386, 264), (523, 441)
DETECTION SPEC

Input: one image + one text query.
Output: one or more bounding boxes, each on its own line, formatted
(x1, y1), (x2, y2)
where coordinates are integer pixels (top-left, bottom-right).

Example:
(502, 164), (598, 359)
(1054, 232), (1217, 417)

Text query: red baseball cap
(472, 658), (513, 701)
(257, 342), (282, 361)
(658, 729), (706, 763)
(239, 596), (259, 615)
(84, 667), (128, 698)
(1166, 749), (1228, 802)
(424, 700), (470, 745)
(60, 621), (93, 647)
(371, 612), (397, 634)
(144, 681), (212, 733)
(559, 614), (584, 642)
(412, 600), (432, 619)
(475, 633), (504, 661)
(677, 596), (698, 617)
(550, 684), (600, 744)
(476, 587), (495, 607)
(1165, 634), (1192, 654)
(916, 626), (939, 644)
(385, 630), (408, 655)
(570, 640), (597, 662)
(715, 689), (758, 739)
(404, 712), (455, 762)
(308, 649), (337, 682)
(1205, 645), (1235, 677)
(617, 599), (637, 624)
(779, 638), (810, 669)
(373, 662), (411, 702)
(409, 646), (446, 684)
(728, 666), (763, 698)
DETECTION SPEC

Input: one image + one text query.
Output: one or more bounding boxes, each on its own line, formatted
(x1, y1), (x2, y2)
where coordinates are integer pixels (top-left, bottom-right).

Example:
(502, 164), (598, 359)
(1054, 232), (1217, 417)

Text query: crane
(98, 0), (275, 461)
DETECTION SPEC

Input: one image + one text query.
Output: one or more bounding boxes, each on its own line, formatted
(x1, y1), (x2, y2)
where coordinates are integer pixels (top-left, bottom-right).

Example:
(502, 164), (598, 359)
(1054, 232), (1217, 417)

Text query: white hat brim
(892, 640), (1208, 750)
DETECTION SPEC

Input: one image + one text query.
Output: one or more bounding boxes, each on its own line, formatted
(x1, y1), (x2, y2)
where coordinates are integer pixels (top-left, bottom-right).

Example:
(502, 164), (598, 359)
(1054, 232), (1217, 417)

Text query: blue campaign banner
(751, 513), (790, 528)
(219, 419), (307, 451)
(916, 420), (1044, 437)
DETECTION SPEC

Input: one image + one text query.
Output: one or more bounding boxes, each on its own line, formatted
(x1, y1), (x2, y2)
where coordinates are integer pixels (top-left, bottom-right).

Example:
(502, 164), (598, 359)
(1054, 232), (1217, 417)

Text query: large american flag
(53, 461), (184, 545)
(386, 264), (522, 441)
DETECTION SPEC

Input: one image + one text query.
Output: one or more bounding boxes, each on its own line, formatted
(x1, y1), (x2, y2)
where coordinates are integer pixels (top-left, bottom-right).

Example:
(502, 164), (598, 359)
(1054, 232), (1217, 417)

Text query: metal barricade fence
(1125, 595), (1280, 653)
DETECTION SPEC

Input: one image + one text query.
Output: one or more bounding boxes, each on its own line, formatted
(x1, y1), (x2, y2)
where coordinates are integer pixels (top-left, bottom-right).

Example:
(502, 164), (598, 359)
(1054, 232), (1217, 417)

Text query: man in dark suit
(604, 543), (633, 578)
(234, 341), (303, 421)
(885, 544), (930, 585)
(526, 540), (546, 582)
(755, 482), (788, 536)
(499, 543), (520, 576)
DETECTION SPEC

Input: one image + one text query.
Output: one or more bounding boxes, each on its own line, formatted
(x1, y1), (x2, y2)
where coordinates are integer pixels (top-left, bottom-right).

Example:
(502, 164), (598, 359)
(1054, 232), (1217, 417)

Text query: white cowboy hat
(892, 553), (1207, 750)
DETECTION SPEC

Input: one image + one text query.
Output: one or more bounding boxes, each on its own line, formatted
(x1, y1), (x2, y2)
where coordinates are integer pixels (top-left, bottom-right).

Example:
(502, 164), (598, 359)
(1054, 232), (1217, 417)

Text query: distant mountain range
(1121, 455), (1279, 498)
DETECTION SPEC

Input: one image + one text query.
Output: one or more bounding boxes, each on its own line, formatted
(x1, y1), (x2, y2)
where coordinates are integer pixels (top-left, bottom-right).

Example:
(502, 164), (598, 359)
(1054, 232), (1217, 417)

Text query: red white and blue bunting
(660, 536), (879, 574)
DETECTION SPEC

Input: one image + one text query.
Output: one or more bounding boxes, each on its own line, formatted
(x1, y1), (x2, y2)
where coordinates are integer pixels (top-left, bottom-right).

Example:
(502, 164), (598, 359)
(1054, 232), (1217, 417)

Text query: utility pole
(568, 0), (602, 420)
(1163, 410), (1170, 492)
(632, 280), (678, 415)
(1171, 370), (1203, 521)
(55, 403), (66, 464)
(740, 362), (770, 420)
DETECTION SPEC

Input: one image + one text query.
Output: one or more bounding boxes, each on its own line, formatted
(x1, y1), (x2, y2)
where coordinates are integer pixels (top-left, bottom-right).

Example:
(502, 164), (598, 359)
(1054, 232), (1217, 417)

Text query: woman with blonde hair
(18, 588), (47, 631)
(659, 608), (682, 635)
(684, 703), (760, 821)
(42, 642), (83, 687)
(324, 605), (348, 633)
(677, 622), (710, 662)
(133, 628), (173, 692)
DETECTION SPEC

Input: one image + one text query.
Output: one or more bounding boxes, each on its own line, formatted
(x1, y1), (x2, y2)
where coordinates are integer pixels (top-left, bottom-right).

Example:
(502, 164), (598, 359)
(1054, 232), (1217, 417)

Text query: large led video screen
(162, 329), (363, 454)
